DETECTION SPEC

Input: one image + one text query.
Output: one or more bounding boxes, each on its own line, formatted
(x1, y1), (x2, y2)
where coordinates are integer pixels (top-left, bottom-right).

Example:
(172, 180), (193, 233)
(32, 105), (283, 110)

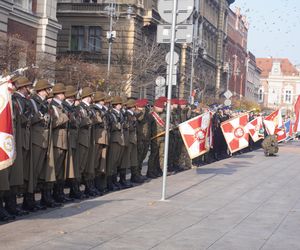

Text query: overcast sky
(232, 0), (300, 65)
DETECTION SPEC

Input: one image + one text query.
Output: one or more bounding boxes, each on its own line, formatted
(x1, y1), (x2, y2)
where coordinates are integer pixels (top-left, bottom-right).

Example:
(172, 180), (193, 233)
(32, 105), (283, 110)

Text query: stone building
(0, 0), (61, 76)
(245, 51), (261, 102)
(223, 6), (248, 98)
(56, 0), (237, 100)
(185, 0), (235, 101)
(256, 58), (300, 113)
(56, 0), (163, 99)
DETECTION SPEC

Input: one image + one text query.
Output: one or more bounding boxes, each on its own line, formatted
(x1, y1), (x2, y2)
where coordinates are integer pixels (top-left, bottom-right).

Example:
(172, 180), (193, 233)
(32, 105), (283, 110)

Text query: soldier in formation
(1, 77), (272, 222)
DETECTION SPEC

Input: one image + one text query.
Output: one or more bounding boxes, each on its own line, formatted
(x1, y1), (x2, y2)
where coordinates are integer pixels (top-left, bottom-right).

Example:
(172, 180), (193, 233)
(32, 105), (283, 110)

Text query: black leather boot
(4, 192), (28, 216)
(119, 170), (133, 189)
(41, 185), (62, 208)
(22, 193), (38, 212)
(0, 198), (15, 222)
(60, 181), (73, 202)
(69, 179), (85, 199)
(53, 182), (64, 203)
(94, 176), (104, 196)
(107, 176), (118, 192)
(130, 174), (144, 184)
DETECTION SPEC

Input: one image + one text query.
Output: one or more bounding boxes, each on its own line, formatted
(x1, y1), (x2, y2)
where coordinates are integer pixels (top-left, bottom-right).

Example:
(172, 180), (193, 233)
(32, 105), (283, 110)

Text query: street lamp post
(105, 3), (116, 78)
(105, 2), (133, 78)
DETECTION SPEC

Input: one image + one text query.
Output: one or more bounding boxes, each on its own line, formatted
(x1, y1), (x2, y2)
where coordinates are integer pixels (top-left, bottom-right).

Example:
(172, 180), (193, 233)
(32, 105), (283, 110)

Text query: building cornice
(8, 7), (39, 28)
(0, 0), (13, 12)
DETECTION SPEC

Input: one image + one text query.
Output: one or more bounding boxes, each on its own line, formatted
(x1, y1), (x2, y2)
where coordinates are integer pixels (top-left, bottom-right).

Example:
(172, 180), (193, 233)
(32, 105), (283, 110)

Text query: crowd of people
(0, 76), (274, 222)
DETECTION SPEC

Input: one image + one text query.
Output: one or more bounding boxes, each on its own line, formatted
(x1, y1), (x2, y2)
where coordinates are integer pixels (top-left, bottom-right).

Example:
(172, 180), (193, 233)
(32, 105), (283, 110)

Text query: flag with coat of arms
(0, 78), (16, 170)
(179, 112), (212, 159)
(221, 114), (249, 153)
(246, 116), (264, 142)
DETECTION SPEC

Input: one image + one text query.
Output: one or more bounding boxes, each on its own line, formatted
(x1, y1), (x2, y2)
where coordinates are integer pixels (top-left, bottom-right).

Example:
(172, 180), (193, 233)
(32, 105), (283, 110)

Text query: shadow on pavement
(11, 198), (133, 222)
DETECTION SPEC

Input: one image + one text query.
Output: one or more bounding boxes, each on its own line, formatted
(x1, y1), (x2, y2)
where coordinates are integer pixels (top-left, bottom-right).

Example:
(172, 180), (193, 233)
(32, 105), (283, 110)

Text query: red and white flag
(247, 116), (264, 142)
(221, 114), (249, 153)
(294, 95), (300, 133)
(179, 112), (212, 159)
(0, 80), (16, 170)
(263, 109), (282, 135)
(263, 109), (286, 141)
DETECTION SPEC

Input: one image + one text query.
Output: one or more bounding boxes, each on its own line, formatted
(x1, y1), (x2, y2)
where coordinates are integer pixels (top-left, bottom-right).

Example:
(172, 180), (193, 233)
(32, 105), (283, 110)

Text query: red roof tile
(256, 58), (299, 78)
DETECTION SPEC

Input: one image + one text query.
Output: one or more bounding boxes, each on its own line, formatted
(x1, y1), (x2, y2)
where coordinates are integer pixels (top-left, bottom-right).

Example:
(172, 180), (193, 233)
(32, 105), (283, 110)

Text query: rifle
(150, 126), (179, 140)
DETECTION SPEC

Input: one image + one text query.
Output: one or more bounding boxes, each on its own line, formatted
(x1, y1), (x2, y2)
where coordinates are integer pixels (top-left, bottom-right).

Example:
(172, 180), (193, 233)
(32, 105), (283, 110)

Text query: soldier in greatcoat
(123, 99), (140, 185)
(62, 85), (84, 199)
(30, 79), (60, 208)
(107, 96), (125, 191)
(91, 91), (109, 194)
(147, 99), (166, 178)
(76, 87), (98, 197)
(4, 77), (32, 215)
(135, 99), (151, 182)
(49, 83), (72, 203)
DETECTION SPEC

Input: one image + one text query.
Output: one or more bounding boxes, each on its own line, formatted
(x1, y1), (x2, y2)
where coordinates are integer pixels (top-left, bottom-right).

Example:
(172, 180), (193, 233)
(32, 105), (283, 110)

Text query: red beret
(158, 96), (167, 102)
(154, 99), (164, 109)
(178, 99), (187, 105)
(171, 99), (179, 105)
(135, 99), (148, 107)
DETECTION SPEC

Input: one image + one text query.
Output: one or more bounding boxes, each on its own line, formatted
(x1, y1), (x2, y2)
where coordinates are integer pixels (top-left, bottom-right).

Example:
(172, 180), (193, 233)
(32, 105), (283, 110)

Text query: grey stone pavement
(1, 142), (300, 250)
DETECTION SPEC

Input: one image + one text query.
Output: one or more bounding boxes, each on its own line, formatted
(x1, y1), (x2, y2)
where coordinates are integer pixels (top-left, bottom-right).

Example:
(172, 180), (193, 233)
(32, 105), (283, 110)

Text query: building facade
(223, 6), (248, 98)
(256, 58), (300, 113)
(245, 51), (261, 102)
(0, 0), (61, 77)
(56, 0), (236, 100)
(56, 0), (163, 99)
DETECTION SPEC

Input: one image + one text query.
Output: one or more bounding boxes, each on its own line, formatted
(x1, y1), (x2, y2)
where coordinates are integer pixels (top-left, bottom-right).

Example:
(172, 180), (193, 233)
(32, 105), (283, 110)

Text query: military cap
(171, 98), (179, 105)
(104, 96), (113, 103)
(154, 99), (164, 109)
(121, 96), (128, 105)
(81, 87), (94, 99)
(158, 96), (167, 102)
(111, 96), (123, 105)
(126, 99), (136, 108)
(52, 83), (66, 94)
(93, 91), (106, 102)
(34, 79), (52, 91)
(178, 99), (187, 105)
(14, 77), (32, 89)
(65, 85), (77, 98)
(136, 99), (148, 108)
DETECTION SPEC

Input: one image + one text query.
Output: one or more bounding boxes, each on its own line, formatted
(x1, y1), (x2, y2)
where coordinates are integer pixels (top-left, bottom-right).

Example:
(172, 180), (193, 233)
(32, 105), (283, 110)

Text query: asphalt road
(1, 141), (300, 250)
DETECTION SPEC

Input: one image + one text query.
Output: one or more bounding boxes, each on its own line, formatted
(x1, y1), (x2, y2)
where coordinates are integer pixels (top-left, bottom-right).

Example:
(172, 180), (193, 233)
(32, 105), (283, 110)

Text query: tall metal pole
(161, 0), (178, 201)
(107, 4), (114, 78)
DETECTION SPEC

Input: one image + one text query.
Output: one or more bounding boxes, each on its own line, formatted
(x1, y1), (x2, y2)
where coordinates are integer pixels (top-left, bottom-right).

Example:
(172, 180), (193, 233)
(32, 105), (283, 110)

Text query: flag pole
(161, 0), (178, 201)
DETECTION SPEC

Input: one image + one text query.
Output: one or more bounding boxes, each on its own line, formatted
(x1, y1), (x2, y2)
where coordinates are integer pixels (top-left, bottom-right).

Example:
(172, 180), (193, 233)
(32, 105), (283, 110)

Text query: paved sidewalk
(1, 142), (300, 250)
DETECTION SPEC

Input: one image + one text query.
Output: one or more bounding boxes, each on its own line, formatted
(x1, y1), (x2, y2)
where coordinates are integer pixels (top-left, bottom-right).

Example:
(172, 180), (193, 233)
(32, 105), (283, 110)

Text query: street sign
(158, 0), (194, 24)
(166, 65), (177, 86)
(155, 76), (166, 87)
(165, 51), (179, 65)
(224, 90), (233, 99)
(224, 99), (232, 106)
(157, 24), (193, 44)
(155, 85), (166, 99)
